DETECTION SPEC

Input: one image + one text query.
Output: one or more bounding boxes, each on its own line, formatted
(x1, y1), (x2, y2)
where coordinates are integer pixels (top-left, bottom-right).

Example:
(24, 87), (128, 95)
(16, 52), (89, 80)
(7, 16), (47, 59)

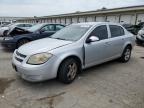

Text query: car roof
(74, 22), (121, 26)
(36, 23), (65, 25)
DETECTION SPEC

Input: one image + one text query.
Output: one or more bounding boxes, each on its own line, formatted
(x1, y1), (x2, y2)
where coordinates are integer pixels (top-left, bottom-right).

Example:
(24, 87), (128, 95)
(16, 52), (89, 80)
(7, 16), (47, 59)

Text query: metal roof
(18, 5), (144, 20)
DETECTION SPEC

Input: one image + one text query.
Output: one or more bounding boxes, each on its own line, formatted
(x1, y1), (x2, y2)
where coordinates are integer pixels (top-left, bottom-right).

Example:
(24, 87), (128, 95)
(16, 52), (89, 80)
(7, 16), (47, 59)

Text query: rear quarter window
(110, 25), (125, 38)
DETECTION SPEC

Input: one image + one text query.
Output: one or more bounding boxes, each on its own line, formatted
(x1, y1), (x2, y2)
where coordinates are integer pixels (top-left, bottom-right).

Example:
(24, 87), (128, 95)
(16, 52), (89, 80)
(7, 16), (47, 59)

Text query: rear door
(108, 25), (126, 57)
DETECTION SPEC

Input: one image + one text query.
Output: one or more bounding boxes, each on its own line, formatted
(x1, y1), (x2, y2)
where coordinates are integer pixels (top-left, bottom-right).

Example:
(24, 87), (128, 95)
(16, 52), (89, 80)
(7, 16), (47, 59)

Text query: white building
(17, 5), (144, 25)
(0, 17), (31, 25)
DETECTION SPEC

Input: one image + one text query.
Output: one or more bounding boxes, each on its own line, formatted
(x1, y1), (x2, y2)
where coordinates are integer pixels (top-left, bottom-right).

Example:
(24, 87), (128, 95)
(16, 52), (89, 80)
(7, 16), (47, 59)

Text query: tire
(3, 30), (8, 36)
(17, 39), (30, 48)
(119, 46), (132, 63)
(58, 58), (79, 84)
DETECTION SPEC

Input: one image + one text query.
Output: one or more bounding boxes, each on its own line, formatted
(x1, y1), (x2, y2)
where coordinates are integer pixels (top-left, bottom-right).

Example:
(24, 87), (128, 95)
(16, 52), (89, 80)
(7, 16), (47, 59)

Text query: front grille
(15, 51), (27, 63)
(16, 51), (27, 58)
(15, 57), (23, 62)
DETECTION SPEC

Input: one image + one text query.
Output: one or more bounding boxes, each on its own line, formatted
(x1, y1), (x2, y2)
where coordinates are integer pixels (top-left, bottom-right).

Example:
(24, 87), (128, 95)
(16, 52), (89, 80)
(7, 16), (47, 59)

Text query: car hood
(17, 38), (73, 55)
(8, 27), (32, 37)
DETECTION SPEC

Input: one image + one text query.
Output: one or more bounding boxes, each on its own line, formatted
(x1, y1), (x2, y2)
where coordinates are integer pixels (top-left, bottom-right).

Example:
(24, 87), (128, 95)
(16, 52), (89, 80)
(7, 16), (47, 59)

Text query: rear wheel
(58, 58), (79, 84)
(17, 39), (30, 48)
(119, 46), (132, 63)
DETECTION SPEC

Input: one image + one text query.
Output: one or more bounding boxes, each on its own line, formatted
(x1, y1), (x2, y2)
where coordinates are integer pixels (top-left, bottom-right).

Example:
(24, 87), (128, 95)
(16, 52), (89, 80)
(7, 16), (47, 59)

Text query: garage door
(106, 16), (119, 23)
(72, 17), (78, 23)
(120, 15), (135, 24)
(79, 17), (85, 23)
(47, 19), (52, 23)
(55, 18), (60, 23)
(61, 18), (65, 24)
(96, 16), (105, 22)
(44, 19), (47, 23)
(86, 16), (95, 22)
(52, 19), (56, 23)
(136, 14), (144, 24)
(66, 18), (71, 24)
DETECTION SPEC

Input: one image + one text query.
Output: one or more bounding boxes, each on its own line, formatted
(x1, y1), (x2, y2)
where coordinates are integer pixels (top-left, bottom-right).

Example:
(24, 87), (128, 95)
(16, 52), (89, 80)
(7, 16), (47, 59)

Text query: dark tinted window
(56, 25), (64, 31)
(41, 25), (55, 32)
(17, 24), (25, 27)
(25, 24), (32, 27)
(110, 25), (125, 38)
(89, 25), (108, 40)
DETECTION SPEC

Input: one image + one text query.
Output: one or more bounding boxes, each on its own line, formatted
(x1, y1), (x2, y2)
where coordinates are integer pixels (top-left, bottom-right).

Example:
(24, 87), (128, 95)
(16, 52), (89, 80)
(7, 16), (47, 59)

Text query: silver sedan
(12, 22), (135, 84)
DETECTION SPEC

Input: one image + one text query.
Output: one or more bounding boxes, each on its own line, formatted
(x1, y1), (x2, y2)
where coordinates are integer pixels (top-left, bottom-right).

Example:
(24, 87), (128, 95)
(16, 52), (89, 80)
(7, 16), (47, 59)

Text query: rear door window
(56, 25), (65, 31)
(17, 24), (25, 28)
(25, 24), (32, 27)
(110, 25), (125, 38)
(41, 25), (55, 32)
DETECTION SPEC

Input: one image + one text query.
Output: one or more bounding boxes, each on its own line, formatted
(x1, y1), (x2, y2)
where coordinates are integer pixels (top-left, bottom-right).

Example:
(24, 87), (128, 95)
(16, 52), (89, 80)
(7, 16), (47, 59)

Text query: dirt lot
(0, 45), (144, 108)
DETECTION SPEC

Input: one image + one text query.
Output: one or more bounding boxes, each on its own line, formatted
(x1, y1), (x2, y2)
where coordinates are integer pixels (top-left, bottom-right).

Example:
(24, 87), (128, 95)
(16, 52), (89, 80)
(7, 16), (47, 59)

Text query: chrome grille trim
(15, 56), (23, 62)
(16, 51), (27, 58)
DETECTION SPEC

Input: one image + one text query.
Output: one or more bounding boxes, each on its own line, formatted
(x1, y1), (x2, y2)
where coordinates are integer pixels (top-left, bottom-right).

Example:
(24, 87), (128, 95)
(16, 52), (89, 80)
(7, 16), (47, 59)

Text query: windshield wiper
(54, 38), (66, 40)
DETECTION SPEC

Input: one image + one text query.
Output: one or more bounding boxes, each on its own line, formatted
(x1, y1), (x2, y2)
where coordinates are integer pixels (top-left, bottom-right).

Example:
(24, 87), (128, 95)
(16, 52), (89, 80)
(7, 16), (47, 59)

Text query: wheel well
(57, 56), (82, 77)
(126, 44), (132, 50)
(17, 38), (31, 47)
(3, 30), (8, 36)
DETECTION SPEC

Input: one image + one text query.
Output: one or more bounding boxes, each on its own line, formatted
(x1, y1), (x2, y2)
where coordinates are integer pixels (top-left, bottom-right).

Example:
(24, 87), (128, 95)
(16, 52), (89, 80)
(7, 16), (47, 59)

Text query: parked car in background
(1, 23), (65, 49)
(0, 23), (33, 37)
(137, 22), (144, 29)
(6, 26), (32, 36)
(136, 27), (144, 44)
(0, 21), (11, 27)
(12, 22), (135, 84)
(122, 24), (137, 35)
(0, 23), (13, 36)
(134, 22), (144, 35)
(122, 22), (144, 35)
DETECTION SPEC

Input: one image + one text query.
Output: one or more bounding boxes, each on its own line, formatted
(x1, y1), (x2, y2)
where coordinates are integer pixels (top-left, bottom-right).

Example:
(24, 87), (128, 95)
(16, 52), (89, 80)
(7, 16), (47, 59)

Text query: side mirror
(39, 29), (45, 34)
(86, 36), (99, 43)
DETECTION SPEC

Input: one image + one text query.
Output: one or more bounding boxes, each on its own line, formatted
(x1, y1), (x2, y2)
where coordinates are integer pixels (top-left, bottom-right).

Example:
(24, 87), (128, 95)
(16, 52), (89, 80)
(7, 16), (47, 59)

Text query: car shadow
(15, 59), (118, 89)
(136, 43), (144, 47)
(79, 60), (118, 77)
(2, 48), (14, 52)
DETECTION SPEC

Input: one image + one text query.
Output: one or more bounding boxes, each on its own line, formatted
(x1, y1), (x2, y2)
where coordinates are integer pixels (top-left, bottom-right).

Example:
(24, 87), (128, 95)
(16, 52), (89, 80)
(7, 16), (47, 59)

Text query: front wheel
(58, 58), (79, 84)
(3, 30), (8, 36)
(119, 46), (132, 63)
(17, 39), (30, 48)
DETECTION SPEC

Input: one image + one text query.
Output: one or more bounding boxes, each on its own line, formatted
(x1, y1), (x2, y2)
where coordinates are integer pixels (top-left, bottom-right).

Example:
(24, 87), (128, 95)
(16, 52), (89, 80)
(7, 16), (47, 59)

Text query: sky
(0, 0), (144, 17)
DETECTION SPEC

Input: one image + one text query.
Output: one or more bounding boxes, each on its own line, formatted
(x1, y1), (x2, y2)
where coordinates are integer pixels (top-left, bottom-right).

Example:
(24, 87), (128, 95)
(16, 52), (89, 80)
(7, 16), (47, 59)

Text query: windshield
(28, 24), (43, 32)
(50, 24), (91, 41)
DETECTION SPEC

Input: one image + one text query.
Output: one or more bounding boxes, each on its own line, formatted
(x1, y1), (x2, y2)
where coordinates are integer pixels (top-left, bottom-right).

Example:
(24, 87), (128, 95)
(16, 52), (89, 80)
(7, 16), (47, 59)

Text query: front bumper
(12, 50), (59, 82)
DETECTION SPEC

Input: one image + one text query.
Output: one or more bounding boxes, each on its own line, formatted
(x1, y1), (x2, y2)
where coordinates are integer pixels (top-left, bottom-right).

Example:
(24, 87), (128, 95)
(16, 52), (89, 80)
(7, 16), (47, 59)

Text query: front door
(84, 25), (111, 68)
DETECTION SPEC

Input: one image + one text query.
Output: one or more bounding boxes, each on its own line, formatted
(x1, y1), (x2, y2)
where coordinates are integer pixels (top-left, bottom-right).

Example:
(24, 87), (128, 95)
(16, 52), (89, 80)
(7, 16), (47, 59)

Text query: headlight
(4, 37), (13, 40)
(27, 53), (53, 65)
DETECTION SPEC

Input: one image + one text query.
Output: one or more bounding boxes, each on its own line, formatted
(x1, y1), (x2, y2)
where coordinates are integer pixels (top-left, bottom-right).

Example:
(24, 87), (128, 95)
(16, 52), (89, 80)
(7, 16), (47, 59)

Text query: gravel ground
(0, 45), (144, 108)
